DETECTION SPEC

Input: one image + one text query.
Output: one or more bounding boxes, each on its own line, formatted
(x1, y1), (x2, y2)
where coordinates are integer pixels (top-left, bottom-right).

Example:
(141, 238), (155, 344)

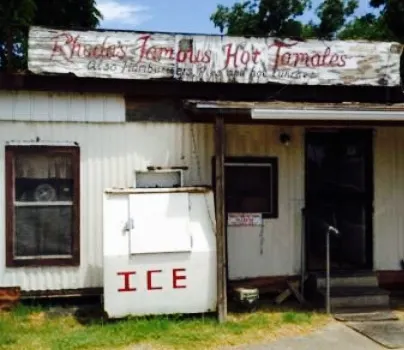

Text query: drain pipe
(326, 225), (340, 314)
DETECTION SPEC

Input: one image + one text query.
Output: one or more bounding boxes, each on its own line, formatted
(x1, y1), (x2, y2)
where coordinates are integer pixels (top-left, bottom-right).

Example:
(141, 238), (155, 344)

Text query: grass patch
(282, 311), (313, 324)
(0, 302), (332, 350)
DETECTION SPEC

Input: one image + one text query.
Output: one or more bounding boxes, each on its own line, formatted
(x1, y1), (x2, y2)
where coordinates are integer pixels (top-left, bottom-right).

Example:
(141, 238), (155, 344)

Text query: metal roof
(185, 100), (404, 112)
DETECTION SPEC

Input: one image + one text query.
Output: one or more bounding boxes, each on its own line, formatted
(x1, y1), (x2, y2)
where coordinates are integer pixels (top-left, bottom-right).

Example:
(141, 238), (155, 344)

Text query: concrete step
(315, 272), (379, 289)
(318, 286), (390, 310)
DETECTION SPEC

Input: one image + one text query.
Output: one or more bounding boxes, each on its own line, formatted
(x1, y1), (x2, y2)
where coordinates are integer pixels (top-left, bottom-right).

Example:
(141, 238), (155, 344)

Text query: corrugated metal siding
(1, 115), (402, 291)
(374, 127), (404, 270)
(226, 125), (304, 279)
(225, 125), (404, 278)
(0, 91), (125, 123)
(0, 120), (305, 290)
(0, 121), (213, 291)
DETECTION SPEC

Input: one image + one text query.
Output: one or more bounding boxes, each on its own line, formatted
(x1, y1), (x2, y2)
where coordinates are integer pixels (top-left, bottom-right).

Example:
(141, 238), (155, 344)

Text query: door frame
(304, 128), (374, 272)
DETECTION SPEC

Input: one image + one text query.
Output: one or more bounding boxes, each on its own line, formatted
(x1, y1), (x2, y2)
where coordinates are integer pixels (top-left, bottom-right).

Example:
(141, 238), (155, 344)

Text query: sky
(96, 0), (378, 34)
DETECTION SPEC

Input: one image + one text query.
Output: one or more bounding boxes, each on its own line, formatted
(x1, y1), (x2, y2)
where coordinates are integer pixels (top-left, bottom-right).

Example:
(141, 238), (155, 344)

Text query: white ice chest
(103, 187), (217, 318)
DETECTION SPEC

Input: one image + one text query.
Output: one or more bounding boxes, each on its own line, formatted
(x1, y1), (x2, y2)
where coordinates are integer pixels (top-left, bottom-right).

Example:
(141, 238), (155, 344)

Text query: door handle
(123, 218), (134, 232)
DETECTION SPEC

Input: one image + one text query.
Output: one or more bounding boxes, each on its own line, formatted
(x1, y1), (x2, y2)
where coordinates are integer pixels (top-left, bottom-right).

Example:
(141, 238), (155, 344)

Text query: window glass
(222, 158), (278, 218)
(6, 146), (79, 266)
(15, 154), (74, 202)
(15, 206), (73, 256)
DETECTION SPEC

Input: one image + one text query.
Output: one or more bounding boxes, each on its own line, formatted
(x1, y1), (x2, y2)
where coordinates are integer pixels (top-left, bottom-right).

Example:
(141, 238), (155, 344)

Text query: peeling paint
(28, 27), (403, 87)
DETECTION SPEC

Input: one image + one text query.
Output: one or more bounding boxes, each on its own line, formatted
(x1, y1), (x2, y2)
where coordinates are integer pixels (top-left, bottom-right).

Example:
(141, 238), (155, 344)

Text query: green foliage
(211, 0), (404, 43)
(371, 0), (404, 42)
(210, 0), (311, 37)
(282, 311), (313, 324)
(0, 0), (36, 70)
(33, 0), (102, 29)
(338, 13), (392, 40)
(0, 0), (102, 71)
(314, 0), (358, 39)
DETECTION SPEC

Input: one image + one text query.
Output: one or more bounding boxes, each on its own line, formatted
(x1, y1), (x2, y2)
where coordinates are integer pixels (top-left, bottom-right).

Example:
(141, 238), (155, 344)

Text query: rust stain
(0, 287), (21, 311)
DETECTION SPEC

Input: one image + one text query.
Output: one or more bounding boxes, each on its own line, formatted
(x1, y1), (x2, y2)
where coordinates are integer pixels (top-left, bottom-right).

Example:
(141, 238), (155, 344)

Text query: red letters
(147, 270), (163, 290)
(117, 271), (137, 292)
(117, 268), (187, 292)
(173, 268), (187, 289)
(269, 39), (347, 72)
(224, 43), (262, 69)
(135, 34), (211, 65)
(251, 49), (261, 64)
(50, 32), (127, 61)
(50, 32), (350, 75)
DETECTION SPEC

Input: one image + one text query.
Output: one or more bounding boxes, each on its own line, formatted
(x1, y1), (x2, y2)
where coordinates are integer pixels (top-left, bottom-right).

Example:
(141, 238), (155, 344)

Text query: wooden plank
(215, 114), (227, 323)
(28, 27), (402, 87)
(275, 288), (293, 304)
(287, 280), (306, 304)
(275, 280), (307, 305)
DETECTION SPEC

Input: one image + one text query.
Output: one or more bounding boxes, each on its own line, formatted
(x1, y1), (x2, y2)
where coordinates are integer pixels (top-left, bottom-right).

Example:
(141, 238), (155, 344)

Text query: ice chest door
(129, 192), (192, 254)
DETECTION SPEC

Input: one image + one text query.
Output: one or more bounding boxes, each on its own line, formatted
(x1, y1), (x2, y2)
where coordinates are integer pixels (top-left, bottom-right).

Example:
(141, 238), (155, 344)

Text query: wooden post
(215, 114), (227, 323)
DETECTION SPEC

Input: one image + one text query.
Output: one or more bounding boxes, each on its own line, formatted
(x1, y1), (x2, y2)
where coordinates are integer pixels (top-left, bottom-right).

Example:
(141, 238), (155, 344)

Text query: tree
(338, 14), (391, 41)
(369, 0), (404, 41)
(0, 0), (36, 71)
(210, 0), (359, 39)
(313, 0), (358, 39)
(211, 0), (404, 43)
(0, 0), (102, 71)
(210, 0), (311, 37)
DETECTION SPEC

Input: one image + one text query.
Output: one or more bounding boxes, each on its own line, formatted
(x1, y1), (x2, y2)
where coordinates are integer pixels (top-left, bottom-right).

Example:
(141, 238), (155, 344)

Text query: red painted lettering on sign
(116, 268), (187, 292)
(223, 44), (262, 69)
(147, 270), (163, 290)
(252, 49), (261, 64)
(50, 33), (127, 62)
(117, 271), (137, 292)
(135, 34), (211, 65)
(269, 39), (347, 72)
(173, 268), (187, 289)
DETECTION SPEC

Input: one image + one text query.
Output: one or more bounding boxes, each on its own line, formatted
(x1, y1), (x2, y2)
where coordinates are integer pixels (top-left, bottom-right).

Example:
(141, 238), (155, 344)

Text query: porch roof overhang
(185, 100), (404, 121)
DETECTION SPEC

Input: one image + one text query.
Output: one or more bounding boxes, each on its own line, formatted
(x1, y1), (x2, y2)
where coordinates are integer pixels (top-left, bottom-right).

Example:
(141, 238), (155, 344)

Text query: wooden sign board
(28, 26), (402, 86)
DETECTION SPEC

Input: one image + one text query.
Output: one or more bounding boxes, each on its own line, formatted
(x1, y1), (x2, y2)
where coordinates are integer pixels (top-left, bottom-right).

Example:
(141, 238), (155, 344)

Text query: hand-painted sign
(116, 268), (187, 292)
(28, 26), (402, 86)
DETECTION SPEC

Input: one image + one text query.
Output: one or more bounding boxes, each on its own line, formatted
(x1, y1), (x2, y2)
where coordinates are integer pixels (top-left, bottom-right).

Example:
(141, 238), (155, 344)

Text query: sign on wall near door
(228, 213), (263, 227)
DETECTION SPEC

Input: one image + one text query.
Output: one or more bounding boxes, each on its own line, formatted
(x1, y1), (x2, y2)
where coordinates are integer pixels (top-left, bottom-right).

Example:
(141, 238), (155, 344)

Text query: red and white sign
(28, 26), (402, 86)
(228, 213), (263, 226)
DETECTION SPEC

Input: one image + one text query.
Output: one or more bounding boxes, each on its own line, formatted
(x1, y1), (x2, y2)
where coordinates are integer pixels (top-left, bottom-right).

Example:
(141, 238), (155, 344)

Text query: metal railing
(302, 207), (340, 314)
(325, 224), (340, 314)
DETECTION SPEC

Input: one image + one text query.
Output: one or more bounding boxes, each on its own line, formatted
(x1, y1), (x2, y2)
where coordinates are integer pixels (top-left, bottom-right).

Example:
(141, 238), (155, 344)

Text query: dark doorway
(305, 129), (373, 271)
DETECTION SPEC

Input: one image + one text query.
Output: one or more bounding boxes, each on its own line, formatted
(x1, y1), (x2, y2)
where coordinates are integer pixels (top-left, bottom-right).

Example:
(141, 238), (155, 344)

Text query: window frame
(212, 156), (279, 219)
(5, 145), (80, 267)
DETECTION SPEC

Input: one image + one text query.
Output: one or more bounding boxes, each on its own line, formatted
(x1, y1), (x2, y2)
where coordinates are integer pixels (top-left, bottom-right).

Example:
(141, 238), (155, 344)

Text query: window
(213, 157), (278, 219)
(6, 145), (80, 267)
